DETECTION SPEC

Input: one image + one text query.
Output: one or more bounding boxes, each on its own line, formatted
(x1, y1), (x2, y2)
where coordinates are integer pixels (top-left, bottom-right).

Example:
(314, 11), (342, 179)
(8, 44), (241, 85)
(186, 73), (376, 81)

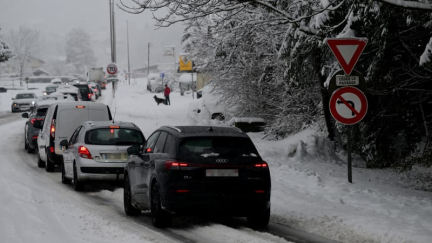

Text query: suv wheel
(45, 148), (55, 172)
(73, 163), (84, 191)
(61, 159), (71, 184)
(37, 153), (45, 168)
(150, 182), (171, 228)
(247, 207), (270, 229)
(124, 174), (141, 216)
(45, 149), (55, 172)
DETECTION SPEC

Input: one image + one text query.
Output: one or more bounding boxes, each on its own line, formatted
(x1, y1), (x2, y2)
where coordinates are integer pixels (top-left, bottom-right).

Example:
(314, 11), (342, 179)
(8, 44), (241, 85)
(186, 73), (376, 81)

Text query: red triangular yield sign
(326, 38), (367, 75)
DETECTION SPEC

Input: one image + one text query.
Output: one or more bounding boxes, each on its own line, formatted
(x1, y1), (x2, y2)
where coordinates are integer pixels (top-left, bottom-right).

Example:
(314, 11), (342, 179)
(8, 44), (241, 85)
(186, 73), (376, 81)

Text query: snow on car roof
(227, 117), (265, 125)
(35, 99), (70, 106)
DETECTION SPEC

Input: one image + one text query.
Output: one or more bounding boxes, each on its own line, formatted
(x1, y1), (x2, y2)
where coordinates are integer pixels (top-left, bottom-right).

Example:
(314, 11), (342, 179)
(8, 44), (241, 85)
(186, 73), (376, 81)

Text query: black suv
(124, 126), (271, 228)
(73, 83), (93, 101)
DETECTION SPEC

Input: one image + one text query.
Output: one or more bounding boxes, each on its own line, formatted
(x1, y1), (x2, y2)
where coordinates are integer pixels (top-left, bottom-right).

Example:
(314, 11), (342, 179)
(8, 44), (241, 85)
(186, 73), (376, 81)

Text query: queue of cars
(17, 83), (271, 229)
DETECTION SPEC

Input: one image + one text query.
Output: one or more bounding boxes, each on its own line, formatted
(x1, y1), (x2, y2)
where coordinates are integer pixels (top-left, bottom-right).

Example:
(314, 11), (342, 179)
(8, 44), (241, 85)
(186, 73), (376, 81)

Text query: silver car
(11, 92), (38, 112)
(60, 121), (145, 191)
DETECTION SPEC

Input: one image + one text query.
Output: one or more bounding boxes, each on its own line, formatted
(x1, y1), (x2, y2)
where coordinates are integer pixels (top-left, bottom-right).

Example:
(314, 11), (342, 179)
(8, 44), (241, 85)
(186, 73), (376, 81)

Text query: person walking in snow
(164, 84), (171, 105)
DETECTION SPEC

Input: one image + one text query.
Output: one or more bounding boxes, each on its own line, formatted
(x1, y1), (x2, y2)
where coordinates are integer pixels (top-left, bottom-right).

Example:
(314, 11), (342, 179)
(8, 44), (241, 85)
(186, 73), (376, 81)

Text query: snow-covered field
(1, 78), (431, 243)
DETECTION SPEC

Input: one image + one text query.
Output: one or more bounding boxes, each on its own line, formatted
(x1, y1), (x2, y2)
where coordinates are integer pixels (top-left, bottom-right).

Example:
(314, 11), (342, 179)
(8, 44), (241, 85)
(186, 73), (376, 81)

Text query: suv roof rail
(165, 126), (182, 133)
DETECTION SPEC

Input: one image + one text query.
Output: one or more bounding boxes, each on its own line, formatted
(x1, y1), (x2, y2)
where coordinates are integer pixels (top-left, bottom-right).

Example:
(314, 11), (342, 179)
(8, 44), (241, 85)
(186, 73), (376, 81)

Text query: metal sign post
(326, 38), (368, 184)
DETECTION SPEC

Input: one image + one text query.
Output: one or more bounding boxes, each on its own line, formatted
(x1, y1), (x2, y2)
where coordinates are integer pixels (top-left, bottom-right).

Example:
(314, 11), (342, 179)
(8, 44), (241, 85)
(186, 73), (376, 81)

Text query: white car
(50, 78), (62, 85)
(189, 83), (227, 121)
(11, 93), (38, 112)
(34, 102), (113, 172)
(56, 86), (81, 101)
(41, 92), (75, 101)
(60, 121), (145, 191)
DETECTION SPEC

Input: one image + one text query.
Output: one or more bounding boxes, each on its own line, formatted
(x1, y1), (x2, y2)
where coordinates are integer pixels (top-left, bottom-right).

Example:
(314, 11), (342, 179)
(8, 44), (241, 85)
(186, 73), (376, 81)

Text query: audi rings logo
(216, 159), (228, 163)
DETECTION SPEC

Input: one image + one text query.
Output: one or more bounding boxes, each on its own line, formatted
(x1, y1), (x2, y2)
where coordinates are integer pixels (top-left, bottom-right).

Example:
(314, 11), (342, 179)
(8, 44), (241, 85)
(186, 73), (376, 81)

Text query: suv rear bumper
(163, 192), (270, 216)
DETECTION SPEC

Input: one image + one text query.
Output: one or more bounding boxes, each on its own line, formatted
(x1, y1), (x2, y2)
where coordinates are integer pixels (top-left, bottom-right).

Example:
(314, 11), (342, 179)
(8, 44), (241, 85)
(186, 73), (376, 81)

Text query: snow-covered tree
(9, 26), (39, 82)
(122, 0), (432, 168)
(0, 27), (13, 63)
(65, 28), (96, 74)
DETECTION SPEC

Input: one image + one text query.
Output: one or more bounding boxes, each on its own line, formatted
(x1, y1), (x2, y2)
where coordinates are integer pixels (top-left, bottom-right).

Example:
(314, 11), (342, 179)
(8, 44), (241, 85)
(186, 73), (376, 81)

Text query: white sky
(0, 0), (184, 70)
(0, 0), (153, 35)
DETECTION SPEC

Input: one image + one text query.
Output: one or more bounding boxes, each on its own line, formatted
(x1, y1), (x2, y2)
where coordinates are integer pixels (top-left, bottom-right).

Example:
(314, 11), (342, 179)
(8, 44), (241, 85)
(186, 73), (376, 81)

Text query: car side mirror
(11, 98), (14, 100)
(33, 120), (43, 129)
(60, 139), (68, 149)
(127, 145), (141, 155)
(22, 113), (29, 118)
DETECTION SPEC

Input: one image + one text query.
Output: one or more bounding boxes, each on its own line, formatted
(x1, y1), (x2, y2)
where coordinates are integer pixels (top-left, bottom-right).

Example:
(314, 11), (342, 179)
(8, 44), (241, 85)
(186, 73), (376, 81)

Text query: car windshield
(85, 128), (144, 145)
(16, 93), (35, 99)
(46, 87), (56, 92)
(179, 137), (259, 159)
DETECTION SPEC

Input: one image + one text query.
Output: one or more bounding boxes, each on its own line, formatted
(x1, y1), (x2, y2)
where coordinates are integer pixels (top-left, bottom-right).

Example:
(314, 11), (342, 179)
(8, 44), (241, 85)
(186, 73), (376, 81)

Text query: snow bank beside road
(251, 131), (432, 243)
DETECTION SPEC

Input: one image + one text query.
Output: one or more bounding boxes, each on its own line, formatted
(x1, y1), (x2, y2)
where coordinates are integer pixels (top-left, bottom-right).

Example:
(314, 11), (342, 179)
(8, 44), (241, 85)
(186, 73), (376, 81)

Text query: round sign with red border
(107, 63), (118, 75)
(330, 86), (368, 125)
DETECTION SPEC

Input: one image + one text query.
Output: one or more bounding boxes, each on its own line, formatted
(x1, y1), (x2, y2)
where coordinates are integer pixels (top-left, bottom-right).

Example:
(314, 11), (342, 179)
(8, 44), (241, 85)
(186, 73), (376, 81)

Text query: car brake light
(255, 190), (265, 193)
(146, 148), (152, 153)
(176, 190), (189, 193)
(32, 135), (38, 139)
(76, 105), (85, 108)
(255, 162), (268, 168)
(50, 147), (54, 153)
(78, 146), (93, 159)
(165, 161), (188, 170)
(88, 93), (92, 99)
(94, 89), (98, 93)
(50, 119), (56, 137)
(109, 126), (120, 129)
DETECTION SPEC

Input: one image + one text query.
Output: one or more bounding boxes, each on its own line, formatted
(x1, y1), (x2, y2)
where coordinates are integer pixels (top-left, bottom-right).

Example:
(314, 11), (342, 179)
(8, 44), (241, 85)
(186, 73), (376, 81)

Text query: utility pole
(109, 0), (117, 97)
(147, 42), (150, 76)
(172, 46), (175, 71)
(126, 20), (130, 86)
(109, 0), (113, 62)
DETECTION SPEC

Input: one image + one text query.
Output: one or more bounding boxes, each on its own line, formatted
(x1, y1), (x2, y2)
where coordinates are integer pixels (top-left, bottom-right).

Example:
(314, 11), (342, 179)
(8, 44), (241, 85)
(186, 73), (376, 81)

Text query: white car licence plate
(206, 169), (239, 177)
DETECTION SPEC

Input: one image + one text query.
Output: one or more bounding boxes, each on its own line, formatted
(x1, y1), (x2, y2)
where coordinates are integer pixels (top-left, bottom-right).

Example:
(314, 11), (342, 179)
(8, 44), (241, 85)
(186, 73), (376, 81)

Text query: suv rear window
(179, 137), (259, 159)
(85, 128), (144, 145)
(46, 87), (56, 92)
(36, 108), (48, 116)
(73, 85), (90, 94)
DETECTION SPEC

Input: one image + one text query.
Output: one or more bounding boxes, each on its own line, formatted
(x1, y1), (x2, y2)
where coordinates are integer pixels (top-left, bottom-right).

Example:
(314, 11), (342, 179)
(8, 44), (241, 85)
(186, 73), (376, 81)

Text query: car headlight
(43, 92), (47, 95)
(13, 103), (17, 107)
(32, 101), (35, 105)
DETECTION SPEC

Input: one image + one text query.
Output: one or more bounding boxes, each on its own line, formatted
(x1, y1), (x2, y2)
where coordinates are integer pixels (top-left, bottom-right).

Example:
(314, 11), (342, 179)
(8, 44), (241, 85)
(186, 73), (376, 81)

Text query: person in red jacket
(164, 84), (171, 105)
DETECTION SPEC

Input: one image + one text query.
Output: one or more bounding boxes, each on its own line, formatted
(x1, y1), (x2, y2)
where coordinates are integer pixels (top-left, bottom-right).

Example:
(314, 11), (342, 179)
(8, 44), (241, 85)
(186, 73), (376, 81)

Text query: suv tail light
(165, 161), (188, 170)
(255, 162), (268, 168)
(78, 146), (93, 159)
(31, 118), (43, 124)
(50, 119), (56, 137)
(88, 93), (92, 99)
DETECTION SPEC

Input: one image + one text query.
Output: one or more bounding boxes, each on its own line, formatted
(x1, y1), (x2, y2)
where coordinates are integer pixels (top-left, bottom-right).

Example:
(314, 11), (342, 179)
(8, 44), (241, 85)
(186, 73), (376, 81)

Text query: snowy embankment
(106, 79), (432, 243)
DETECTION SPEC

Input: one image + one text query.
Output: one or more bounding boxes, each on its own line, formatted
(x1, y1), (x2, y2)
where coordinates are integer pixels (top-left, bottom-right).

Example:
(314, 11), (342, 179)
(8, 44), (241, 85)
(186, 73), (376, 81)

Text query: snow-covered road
(2, 80), (432, 243)
(0, 94), (334, 243)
